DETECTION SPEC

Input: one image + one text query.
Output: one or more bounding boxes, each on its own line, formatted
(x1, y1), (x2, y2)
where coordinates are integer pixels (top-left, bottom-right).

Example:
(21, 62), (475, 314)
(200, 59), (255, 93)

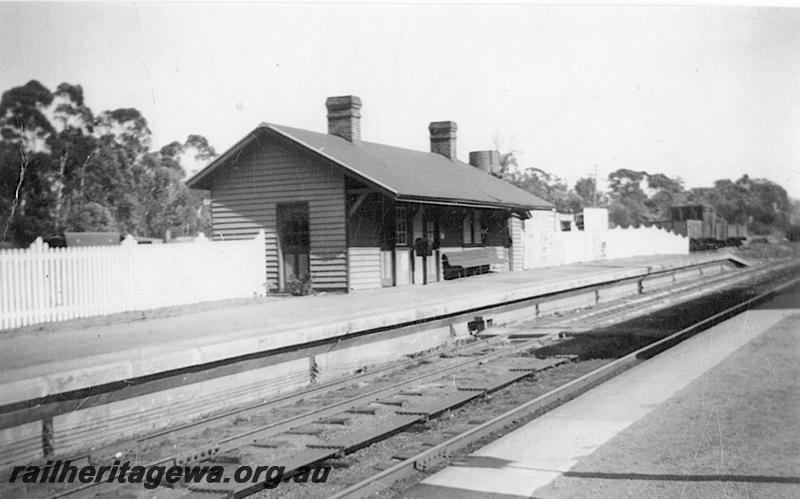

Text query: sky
(1, 2), (798, 197)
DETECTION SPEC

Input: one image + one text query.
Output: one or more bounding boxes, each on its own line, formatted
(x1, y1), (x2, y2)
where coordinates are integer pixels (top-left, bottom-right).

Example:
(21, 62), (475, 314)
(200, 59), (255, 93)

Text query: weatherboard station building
(187, 96), (553, 293)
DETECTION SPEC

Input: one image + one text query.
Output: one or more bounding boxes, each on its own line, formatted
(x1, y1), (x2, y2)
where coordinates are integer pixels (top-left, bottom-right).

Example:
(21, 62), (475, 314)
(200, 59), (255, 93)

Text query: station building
(187, 96), (553, 293)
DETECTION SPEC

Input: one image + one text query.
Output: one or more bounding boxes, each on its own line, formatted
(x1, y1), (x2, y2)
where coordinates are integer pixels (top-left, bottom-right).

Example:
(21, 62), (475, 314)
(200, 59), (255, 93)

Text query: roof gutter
(394, 194), (553, 212)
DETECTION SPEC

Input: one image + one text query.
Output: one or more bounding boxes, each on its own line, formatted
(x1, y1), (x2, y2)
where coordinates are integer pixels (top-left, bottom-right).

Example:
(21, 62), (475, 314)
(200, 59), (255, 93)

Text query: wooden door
(277, 202), (310, 291)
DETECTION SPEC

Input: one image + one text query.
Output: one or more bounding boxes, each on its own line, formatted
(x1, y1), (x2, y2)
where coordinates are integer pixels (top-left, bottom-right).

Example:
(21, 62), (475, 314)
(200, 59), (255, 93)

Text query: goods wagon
(667, 205), (746, 251)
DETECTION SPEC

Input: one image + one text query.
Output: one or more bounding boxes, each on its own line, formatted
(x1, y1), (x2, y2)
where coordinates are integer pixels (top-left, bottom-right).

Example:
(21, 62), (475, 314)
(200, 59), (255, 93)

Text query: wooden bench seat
(442, 248), (508, 279)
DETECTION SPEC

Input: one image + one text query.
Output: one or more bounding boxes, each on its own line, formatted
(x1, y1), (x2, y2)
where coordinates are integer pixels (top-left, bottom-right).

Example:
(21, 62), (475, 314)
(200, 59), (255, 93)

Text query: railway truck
(664, 205), (746, 250)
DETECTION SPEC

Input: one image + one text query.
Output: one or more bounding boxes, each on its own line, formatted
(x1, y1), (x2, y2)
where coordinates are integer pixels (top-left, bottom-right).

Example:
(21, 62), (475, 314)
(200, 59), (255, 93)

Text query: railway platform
(0, 251), (765, 466)
(400, 279), (800, 499)
(0, 253), (740, 406)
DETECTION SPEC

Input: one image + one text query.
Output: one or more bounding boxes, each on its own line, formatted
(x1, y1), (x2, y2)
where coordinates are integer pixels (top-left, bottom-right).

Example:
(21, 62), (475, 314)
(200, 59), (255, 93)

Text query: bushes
(285, 275), (312, 296)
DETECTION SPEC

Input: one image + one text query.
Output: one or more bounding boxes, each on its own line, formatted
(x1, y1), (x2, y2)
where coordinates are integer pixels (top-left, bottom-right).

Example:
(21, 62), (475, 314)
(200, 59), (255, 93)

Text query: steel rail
(119, 261), (781, 466)
(328, 272), (800, 499)
(52, 327), (570, 498)
(200, 261), (800, 499)
(76, 330), (508, 460)
(207, 262), (785, 460)
(45, 260), (796, 499)
(47, 335), (513, 499)
(5, 255), (749, 435)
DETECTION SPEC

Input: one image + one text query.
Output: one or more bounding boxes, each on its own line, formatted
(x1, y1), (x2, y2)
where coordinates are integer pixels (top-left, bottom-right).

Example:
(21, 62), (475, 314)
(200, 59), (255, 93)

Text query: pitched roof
(187, 123), (553, 211)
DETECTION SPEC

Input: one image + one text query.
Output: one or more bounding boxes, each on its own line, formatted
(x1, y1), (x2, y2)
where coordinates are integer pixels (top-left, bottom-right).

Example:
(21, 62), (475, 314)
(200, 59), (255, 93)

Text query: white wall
(582, 207), (609, 232)
(348, 247), (382, 291)
(523, 208), (689, 269)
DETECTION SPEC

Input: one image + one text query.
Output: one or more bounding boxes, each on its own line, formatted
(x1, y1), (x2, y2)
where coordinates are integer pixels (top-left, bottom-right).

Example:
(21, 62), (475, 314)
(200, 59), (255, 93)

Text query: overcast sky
(1, 2), (798, 197)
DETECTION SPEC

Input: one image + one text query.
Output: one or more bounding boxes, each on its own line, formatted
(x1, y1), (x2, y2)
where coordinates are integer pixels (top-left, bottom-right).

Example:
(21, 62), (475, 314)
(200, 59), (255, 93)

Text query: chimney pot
(326, 95), (362, 143)
(469, 150), (501, 174)
(428, 121), (457, 160)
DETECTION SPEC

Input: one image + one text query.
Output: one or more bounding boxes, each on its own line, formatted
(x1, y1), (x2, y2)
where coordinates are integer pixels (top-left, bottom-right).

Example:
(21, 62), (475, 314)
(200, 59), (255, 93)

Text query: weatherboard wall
(509, 215), (524, 271)
(347, 193), (384, 291)
(208, 137), (347, 291)
(348, 247), (382, 290)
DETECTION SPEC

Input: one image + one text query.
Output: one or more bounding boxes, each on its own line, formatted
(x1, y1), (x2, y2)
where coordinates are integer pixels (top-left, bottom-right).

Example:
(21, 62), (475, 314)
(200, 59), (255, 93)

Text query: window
(575, 214), (584, 231)
(395, 206), (408, 246)
(560, 220), (572, 232)
(463, 210), (484, 245)
(426, 219), (435, 237)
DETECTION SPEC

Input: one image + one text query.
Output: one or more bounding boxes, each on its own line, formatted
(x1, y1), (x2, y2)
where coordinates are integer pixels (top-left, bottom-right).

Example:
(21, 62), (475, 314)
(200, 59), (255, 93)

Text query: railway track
(4, 259), (797, 499)
(334, 272), (800, 499)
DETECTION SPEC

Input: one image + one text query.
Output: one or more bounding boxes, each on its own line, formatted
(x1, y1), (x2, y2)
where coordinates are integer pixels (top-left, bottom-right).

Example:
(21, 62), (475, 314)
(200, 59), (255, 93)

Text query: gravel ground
(732, 240), (799, 262)
(6, 263), (795, 499)
(248, 276), (798, 498)
(253, 358), (612, 499)
(533, 297), (800, 498)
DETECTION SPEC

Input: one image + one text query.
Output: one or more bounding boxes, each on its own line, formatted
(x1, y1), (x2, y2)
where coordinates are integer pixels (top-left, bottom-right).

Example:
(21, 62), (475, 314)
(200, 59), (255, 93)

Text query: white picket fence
(0, 231), (266, 330)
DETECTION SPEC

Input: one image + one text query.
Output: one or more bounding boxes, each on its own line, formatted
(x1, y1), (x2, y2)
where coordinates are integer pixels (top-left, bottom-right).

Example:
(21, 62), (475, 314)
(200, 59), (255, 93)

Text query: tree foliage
(574, 177), (599, 206)
(495, 153), (588, 214)
(602, 169), (792, 233)
(493, 151), (794, 236)
(687, 175), (790, 235)
(0, 80), (214, 246)
(604, 169), (688, 226)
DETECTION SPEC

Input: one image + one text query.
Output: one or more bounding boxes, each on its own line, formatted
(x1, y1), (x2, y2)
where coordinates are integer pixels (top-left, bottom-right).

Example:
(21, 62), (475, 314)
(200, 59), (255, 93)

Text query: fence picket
(0, 233), (266, 330)
(1, 254), (9, 328)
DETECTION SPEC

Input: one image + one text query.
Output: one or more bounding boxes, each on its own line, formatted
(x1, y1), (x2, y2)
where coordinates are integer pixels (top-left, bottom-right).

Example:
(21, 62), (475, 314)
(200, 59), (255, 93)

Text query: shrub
(285, 275), (312, 296)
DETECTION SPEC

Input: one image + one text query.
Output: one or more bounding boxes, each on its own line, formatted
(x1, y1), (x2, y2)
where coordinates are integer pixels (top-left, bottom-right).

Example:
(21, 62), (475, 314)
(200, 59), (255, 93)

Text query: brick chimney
(428, 121), (457, 160)
(325, 95), (362, 143)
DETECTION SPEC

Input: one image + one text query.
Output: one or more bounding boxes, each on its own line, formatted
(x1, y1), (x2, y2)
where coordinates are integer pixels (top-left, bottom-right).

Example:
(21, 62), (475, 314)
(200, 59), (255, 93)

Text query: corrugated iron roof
(188, 123), (554, 211)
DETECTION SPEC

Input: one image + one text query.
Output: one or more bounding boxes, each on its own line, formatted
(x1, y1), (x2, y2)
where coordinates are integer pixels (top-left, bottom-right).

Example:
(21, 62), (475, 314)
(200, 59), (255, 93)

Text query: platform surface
(400, 280), (800, 499)
(0, 252), (735, 405)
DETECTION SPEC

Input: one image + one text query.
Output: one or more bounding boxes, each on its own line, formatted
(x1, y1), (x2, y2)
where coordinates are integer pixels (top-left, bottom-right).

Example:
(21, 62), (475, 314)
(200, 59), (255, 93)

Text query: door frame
(276, 202), (311, 292)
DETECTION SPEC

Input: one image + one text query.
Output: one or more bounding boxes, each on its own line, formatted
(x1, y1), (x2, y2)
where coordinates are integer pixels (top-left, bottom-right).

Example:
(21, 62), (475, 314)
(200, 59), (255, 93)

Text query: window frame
(395, 206), (409, 247)
(462, 209), (485, 247)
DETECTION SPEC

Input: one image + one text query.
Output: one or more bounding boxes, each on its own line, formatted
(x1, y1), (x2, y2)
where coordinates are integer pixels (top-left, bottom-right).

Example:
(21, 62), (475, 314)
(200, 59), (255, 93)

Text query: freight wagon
(666, 205), (746, 250)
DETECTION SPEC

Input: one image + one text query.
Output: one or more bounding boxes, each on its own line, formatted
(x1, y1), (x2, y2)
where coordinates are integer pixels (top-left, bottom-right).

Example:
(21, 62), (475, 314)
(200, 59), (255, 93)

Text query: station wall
(523, 208), (689, 268)
(209, 138), (348, 292)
